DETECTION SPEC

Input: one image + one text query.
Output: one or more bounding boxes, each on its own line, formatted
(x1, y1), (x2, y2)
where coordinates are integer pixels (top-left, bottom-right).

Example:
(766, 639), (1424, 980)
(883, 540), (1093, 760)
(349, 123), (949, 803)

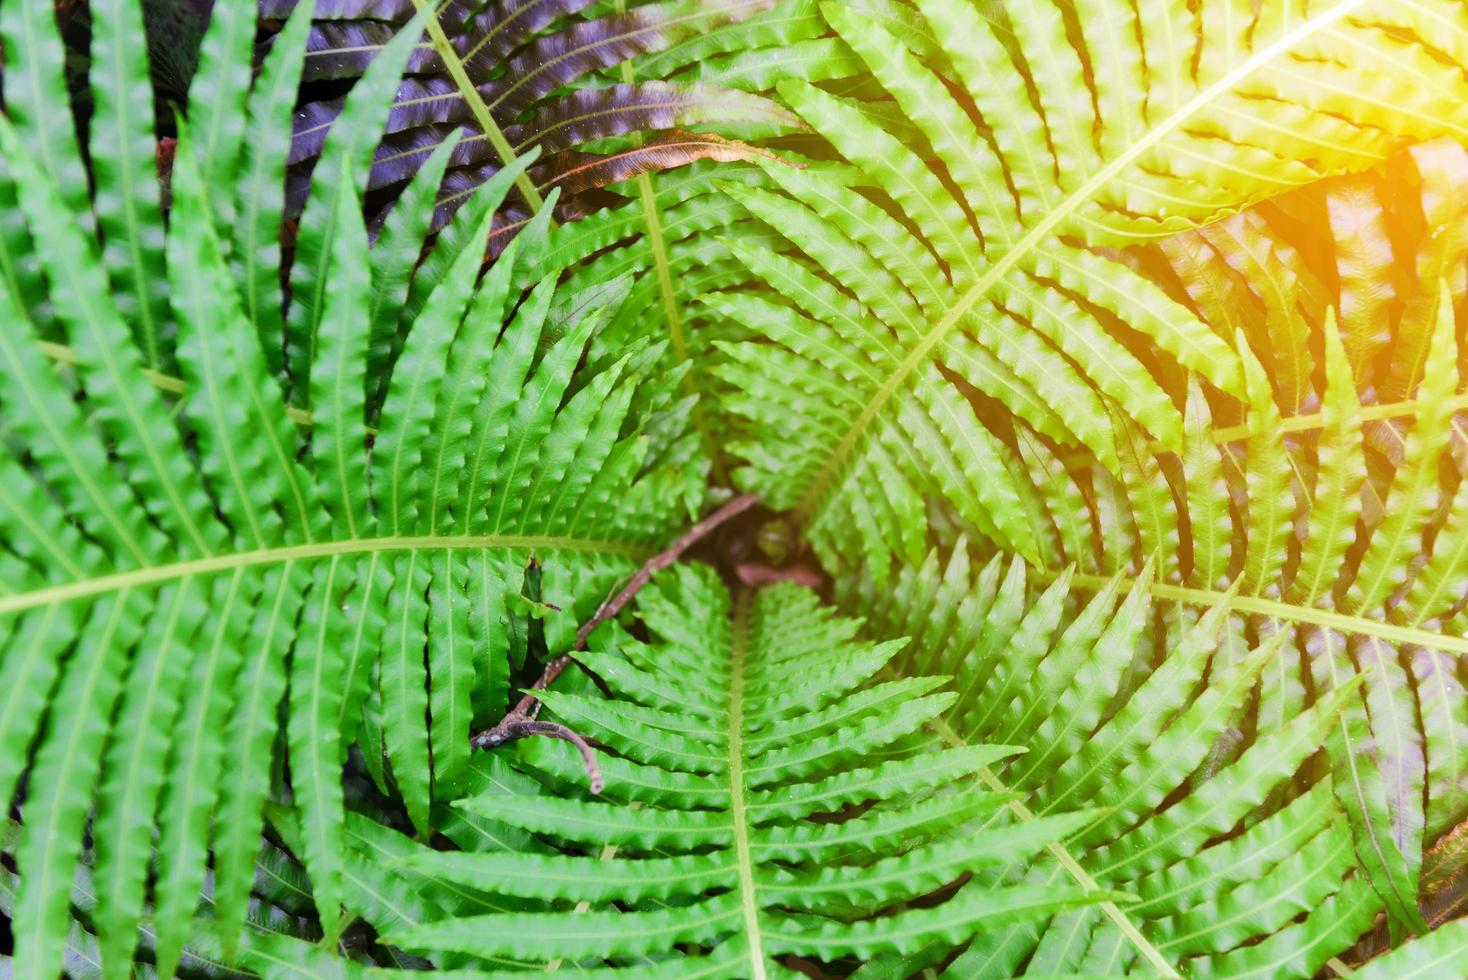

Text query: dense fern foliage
(845, 553), (1373, 975)
(273, 0), (798, 228)
(0, 0), (699, 975)
(710, 0), (1468, 570)
(697, 0), (1468, 956)
(385, 569), (1108, 973)
(8, 0), (1468, 977)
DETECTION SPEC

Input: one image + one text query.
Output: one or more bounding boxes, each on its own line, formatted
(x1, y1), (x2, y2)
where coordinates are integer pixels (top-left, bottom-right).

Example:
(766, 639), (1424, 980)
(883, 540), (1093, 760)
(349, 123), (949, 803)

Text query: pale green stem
(409, 0), (545, 212)
(612, 0), (727, 484)
(925, 712), (1182, 979)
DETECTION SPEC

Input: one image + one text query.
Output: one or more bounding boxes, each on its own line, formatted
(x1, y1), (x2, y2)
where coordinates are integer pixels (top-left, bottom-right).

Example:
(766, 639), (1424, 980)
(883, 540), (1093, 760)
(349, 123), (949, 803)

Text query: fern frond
(696, 2), (1468, 938)
(0, 818), (347, 979)
(276, 0), (798, 229)
(90, 0), (173, 368)
(1048, 145), (1468, 936)
(709, 0), (1468, 570)
(382, 567), (1110, 973)
(842, 548), (1379, 977)
(5, 0), (1468, 974)
(0, 4), (701, 974)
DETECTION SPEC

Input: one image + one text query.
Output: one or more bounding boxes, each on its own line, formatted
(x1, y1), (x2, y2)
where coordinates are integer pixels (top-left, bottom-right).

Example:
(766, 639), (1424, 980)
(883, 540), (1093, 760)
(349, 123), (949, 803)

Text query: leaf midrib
(612, 0), (726, 483)
(1063, 572), (1468, 656)
(726, 590), (767, 980)
(0, 533), (651, 616)
(97, 1), (161, 370)
(793, 0), (1370, 521)
(920, 709), (1181, 979)
(409, 0), (544, 212)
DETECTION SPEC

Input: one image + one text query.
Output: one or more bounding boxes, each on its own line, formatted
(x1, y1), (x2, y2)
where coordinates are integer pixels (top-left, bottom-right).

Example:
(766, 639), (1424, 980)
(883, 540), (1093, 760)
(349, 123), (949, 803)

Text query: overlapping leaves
(699, 0), (1468, 940)
(710, 0), (1468, 574)
(1037, 144), (1468, 940)
(0, 0), (700, 976)
(5, 0), (1468, 976)
(274, 0), (800, 228)
(380, 567), (1111, 975)
(842, 550), (1377, 977)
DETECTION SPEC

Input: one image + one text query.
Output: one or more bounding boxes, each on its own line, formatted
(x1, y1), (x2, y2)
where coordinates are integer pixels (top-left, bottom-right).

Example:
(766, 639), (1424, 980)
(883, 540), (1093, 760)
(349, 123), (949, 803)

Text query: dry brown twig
(469, 493), (761, 791)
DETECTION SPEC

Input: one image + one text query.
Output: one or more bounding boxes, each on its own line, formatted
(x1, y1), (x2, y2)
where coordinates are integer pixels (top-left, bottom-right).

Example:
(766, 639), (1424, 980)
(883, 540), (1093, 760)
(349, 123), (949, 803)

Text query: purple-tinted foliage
(274, 0), (793, 251)
(383, 77), (476, 134)
(459, 0), (603, 69)
(432, 165), (507, 234)
(533, 129), (786, 199)
(477, 0), (775, 114)
(412, 127), (782, 234)
(300, 21), (444, 81)
(261, 0), (480, 29)
(288, 96), (346, 166)
(339, 0), (782, 138)
(475, 194), (595, 254)
(370, 124), (493, 191)
(504, 82), (797, 155)
(365, 80), (791, 192)
(260, 0), (418, 22)
(286, 0), (782, 165)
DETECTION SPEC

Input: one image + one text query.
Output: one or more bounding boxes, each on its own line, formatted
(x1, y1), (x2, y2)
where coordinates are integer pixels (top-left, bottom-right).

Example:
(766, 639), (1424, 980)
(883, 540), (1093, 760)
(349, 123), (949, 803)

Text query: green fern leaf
(0, 12), (701, 975)
(286, 6), (432, 402)
(233, 0), (313, 375)
(703, 0), (1468, 648)
(706, 13), (1468, 927)
(842, 550), (1374, 976)
(1347, 288), (1459, 613)
(185, 0), (255, 228)
(387, 568), (1110, 972)
(0, 0), (91, 223)
(90, 0), (173, 367)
